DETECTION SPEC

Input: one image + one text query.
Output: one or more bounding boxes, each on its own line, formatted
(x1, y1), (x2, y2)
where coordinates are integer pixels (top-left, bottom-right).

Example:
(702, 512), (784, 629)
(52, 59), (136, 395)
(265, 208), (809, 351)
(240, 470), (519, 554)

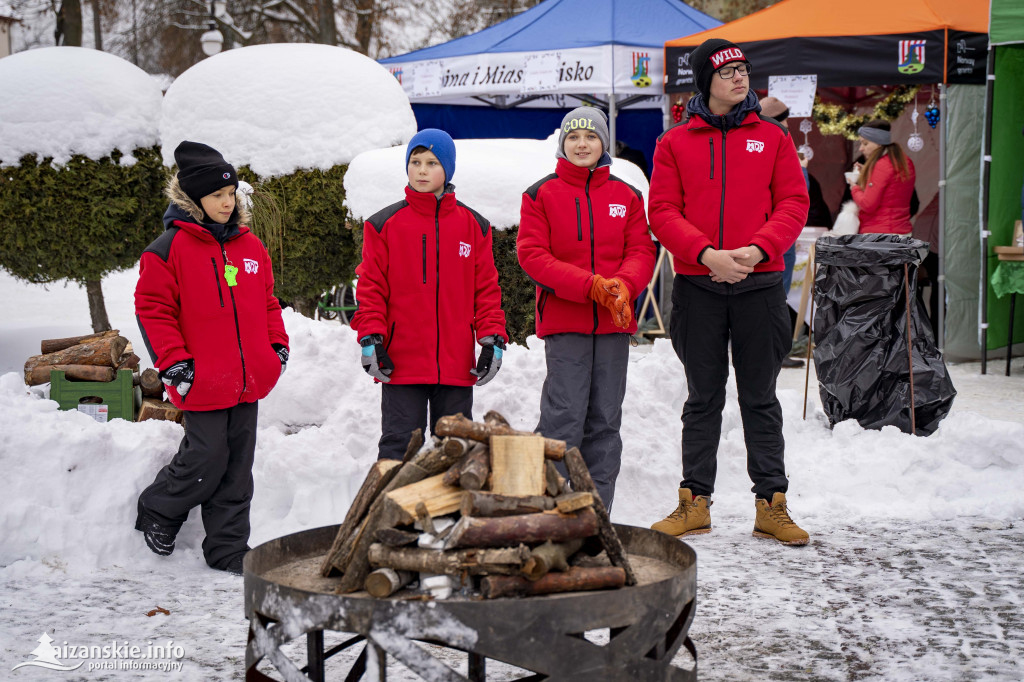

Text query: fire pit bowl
(245, 523), (697, 681)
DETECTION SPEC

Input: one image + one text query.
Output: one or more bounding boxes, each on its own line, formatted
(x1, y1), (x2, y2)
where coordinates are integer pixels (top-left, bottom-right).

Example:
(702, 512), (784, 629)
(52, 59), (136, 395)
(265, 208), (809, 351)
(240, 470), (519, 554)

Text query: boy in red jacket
(518, 107), (655, 511)
(353, 129), (507, 460)
(648, 39), (809, 545)
(134, 141), (289, 575)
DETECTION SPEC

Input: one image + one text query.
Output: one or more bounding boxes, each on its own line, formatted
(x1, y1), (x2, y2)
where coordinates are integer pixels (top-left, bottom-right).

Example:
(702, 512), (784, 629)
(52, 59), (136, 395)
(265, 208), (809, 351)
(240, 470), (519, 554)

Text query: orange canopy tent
(664, 0), (988, 92)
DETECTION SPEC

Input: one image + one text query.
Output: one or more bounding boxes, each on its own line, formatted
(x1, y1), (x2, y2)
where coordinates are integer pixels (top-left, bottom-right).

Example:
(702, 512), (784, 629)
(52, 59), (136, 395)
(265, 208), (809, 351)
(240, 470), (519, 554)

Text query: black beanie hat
(690, 38), (750, 100)
(174, 141), (238, 206)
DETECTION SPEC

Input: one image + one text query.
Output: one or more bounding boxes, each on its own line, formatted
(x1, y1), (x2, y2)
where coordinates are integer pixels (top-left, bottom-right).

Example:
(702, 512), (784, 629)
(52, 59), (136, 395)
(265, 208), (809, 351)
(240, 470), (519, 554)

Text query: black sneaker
(137, 515), (176, 556)
(781, 356), (805, 369)
(222, 554), (246, 576)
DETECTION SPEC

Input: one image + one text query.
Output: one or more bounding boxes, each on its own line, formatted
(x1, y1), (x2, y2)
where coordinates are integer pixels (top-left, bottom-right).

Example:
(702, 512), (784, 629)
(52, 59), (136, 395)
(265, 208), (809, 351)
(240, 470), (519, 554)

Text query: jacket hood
(687, 90), (761, 130)
(164, 175), (251, 227)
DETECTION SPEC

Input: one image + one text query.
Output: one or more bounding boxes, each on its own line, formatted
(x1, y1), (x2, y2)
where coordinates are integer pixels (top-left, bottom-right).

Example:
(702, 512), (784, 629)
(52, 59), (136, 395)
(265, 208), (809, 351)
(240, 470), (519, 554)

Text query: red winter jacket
(135, 204), (288, 411)
(851, 154), (916, 235)
(649, 111), (808, 274)
(352, 185), (506, 386)
(518, 158), (655, 337)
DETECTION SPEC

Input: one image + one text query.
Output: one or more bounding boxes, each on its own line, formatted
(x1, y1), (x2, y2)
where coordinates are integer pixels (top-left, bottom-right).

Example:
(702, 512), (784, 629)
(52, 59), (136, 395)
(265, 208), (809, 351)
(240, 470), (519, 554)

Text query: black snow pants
(136, 401), (258, 570)
(536, 332), (629, 512)
(669, 275), (790, 500)
(377, 384), (474, 461)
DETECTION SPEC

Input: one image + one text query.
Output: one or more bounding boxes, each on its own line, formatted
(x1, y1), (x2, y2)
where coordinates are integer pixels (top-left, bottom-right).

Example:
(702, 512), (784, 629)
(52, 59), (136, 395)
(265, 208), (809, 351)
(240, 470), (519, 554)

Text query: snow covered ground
(1, 267), (1022, 681)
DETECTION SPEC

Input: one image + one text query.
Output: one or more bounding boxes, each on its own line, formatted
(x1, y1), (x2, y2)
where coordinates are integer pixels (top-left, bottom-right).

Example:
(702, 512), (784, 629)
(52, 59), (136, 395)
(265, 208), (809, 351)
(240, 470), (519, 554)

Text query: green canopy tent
(981, 0), (1024, 372)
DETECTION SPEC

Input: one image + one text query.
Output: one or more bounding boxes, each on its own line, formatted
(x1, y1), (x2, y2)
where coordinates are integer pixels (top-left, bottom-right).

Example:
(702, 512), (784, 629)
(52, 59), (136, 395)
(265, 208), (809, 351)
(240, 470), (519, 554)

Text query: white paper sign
(77, 403), (109, 423)
(411, 61), (442, 98)
(522, 52), (561, 93)
(767, 74), (817, 118)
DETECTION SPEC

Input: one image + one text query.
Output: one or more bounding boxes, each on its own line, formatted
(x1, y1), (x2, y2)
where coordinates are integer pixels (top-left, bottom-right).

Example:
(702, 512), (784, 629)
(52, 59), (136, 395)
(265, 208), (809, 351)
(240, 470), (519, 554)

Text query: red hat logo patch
(710, 47), (746, 69)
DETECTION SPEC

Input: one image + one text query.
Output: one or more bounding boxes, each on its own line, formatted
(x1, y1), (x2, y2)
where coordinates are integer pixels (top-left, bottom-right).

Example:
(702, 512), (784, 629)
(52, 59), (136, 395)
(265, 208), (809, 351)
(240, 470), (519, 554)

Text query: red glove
(588, 276), (632, 329)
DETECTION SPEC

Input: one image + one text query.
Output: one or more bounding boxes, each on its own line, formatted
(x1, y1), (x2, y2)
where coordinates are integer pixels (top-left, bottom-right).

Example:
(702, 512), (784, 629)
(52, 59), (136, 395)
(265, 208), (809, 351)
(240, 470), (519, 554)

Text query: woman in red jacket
(847, 120), (916, 235)
(518, 107), (655, 511)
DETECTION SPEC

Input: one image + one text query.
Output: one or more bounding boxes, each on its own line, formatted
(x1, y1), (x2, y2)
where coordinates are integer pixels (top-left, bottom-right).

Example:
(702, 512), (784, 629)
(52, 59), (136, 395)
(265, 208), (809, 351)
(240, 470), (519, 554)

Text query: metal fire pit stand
(245, 524), (697, 681)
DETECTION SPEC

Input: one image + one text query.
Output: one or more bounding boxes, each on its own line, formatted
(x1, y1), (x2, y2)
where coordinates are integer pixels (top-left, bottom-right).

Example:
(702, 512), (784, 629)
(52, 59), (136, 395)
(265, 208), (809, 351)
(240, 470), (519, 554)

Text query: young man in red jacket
(648, 40), (810, 545)
(353, 129), (507, 460)
(135, 141), (289, 574)
(518, 107), (655, 511)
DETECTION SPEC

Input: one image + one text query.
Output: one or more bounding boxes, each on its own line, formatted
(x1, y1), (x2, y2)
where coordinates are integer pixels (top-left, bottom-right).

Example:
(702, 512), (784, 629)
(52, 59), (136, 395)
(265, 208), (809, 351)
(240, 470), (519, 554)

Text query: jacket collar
(555, 156), (611, 189)
(686, 90), (761, 131)
(404, 184), (458, 216)
(163, 203), (247, 243)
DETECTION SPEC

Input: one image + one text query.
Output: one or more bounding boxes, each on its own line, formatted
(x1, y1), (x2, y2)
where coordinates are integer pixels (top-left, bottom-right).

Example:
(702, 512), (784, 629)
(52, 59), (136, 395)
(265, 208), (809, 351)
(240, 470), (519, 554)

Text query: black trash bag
(812, 234), (955, 436)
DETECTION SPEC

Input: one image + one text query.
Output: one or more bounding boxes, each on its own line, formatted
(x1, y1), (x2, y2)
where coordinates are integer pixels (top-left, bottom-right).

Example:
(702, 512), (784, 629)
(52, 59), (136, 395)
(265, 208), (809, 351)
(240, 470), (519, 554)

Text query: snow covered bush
(161, 43), (417, 315)
(0, 47), (166, 332)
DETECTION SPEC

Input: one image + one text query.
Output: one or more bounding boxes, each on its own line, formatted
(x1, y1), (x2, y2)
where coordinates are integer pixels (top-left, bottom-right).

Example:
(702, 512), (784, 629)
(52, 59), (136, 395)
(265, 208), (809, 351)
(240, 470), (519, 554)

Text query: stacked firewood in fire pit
(319, 411), (636, 600)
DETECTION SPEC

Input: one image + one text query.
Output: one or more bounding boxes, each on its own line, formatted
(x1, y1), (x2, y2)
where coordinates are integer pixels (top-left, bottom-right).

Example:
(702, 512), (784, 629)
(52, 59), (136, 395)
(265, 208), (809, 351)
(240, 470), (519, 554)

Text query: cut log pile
(319, 411), (637, 600)
(24, 331), (182, 423)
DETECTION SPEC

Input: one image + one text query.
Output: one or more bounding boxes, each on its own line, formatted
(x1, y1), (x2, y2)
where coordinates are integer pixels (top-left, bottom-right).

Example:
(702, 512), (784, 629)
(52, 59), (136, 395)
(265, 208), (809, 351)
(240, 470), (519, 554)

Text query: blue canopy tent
(379, 0), (720, 171)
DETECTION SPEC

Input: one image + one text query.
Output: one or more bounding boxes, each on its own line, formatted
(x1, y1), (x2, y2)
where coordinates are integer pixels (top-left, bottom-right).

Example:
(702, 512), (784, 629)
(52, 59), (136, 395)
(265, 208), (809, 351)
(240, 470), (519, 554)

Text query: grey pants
(536, 333), (629, 511)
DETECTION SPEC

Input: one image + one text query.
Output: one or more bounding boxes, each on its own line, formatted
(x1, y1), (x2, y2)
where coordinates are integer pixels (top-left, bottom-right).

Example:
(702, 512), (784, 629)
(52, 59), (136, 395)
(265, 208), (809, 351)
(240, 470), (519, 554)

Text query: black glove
(273, 343), (289, 376)
(360, 334), (394, 383)
(470, 335), (505, 387)
(160, 359), (195, 397)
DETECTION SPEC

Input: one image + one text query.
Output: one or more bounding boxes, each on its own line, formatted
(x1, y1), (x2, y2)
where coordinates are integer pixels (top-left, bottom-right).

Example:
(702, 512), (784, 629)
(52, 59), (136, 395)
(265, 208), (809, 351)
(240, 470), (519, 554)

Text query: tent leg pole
(980, 48), (996, 375)
(608, 93), (617, 156)
(937, 83), (946, 356)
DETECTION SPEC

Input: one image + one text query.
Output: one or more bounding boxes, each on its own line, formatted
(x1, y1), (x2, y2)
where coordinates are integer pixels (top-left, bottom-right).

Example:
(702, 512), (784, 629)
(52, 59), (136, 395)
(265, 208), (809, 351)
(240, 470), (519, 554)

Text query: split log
(318, 459), (403, 576)
(458, 442), (490, 491)
(116, 353), (140, 371)
(522, 539), (584, 581)
(334, 442), (466, 592)
(385, 473), (465, 524)
(563, 447), (637, 586)
(24, 335), (128, 382)
(490, 435), (545, 496)
(480, 566), (626, 599)
(26, 364), (115, 386)
(137, 398), (183, 424)
(415, 502), (435, 536)
(460, 491), (555, 517)
(368, 543), (530, 577)
(40, 330), (119, 354)
(545, 459), (567, 496)
(402, 429), (425, 462)
(139, 368), (163, 398)
(364, 568), (415, 598)
(555, 492), (593, 513)
(374, 528), (420, 547)
(446, 507), (599, 549)
(434, 414), (566, 460)
(483, 410), (510, 427)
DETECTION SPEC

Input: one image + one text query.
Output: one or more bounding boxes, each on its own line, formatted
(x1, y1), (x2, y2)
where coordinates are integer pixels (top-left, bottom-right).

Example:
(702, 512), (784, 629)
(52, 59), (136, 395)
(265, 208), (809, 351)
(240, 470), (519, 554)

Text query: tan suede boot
(753, 492), (809, 546)
(651, 488), (712, 537)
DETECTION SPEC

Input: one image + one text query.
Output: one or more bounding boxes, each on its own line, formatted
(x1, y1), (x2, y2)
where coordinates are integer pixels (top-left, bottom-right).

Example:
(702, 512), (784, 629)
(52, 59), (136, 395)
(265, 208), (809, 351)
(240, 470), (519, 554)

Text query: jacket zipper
(385, 321), (396, 351)
(709, 138), (714, 180)
(575, 198), (582, 241)
(434, 199), (441, 384)
(538, 290), (548, 323)
(210, 257), (224, 307)
(421, 234), (427, 284)
(222, 245), (247, 399)
(586, 173), (598, 333)
(718, 129), (727, 249)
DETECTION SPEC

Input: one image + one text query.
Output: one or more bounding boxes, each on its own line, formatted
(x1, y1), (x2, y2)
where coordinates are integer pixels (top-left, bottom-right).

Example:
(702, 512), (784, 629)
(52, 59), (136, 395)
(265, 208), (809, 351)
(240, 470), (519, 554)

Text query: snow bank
(344, 131), (649, 229)
(160, 43), (417, 177)
(0, 47), (161, 167)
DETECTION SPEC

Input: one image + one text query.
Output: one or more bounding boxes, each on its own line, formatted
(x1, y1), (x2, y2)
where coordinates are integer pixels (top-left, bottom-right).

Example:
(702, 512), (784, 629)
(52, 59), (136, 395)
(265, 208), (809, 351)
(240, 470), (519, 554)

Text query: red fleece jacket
(352, 186), (506, 386)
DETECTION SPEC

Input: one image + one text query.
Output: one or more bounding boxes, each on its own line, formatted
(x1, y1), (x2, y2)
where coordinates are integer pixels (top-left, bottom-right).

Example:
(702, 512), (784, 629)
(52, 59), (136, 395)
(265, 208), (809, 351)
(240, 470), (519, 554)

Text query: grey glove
(470, 335), (505, 387)
(360, 334), (394, 383)
(160, 359), (194, 397)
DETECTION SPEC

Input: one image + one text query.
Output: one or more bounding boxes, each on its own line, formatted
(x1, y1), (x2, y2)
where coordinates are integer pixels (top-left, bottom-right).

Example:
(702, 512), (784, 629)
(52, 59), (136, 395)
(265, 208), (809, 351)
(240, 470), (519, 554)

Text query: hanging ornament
(925, 90), (940, 129)
(907, 95), (923, 152)
(797, 119), (814, 160)
(671, 97), (685, 124)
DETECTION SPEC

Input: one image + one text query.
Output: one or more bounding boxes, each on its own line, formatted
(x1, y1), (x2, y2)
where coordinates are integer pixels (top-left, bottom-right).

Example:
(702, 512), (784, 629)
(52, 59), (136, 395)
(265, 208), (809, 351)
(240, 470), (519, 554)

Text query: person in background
(134, 141), (289, 575)
(648, 39), (810, 546)
(352, 129), (507, 461)
(614, 139), (650, 179)
(846, 119), (916, 234)
(518, 107), (655, 511)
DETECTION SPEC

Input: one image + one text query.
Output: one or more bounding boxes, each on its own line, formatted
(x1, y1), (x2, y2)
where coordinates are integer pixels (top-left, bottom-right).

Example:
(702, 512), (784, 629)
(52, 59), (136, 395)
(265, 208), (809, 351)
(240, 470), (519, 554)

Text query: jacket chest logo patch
(243, 258), (259, 274)
(746, 139), (765, 153)
(458, 241), (472, 258)
(608, 204), (627, 218)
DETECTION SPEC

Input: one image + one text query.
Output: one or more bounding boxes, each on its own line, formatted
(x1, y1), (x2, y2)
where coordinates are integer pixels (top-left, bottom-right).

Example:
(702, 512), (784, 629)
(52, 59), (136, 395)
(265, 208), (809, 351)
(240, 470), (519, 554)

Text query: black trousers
(536, 333), (629, 512)
(136, 401), (258, 570)
(669, 276), (790, 500)
(378, 384), (474, 461)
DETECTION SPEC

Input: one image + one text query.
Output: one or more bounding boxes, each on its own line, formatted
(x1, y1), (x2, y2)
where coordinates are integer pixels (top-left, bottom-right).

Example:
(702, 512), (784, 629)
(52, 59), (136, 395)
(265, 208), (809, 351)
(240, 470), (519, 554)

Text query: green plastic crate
(50, 369), (142, 422)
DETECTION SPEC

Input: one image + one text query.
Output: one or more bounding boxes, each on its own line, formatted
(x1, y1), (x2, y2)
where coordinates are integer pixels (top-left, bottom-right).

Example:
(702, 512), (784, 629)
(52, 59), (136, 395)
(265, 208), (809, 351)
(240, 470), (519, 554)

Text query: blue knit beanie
(406, 129), (456, 184)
